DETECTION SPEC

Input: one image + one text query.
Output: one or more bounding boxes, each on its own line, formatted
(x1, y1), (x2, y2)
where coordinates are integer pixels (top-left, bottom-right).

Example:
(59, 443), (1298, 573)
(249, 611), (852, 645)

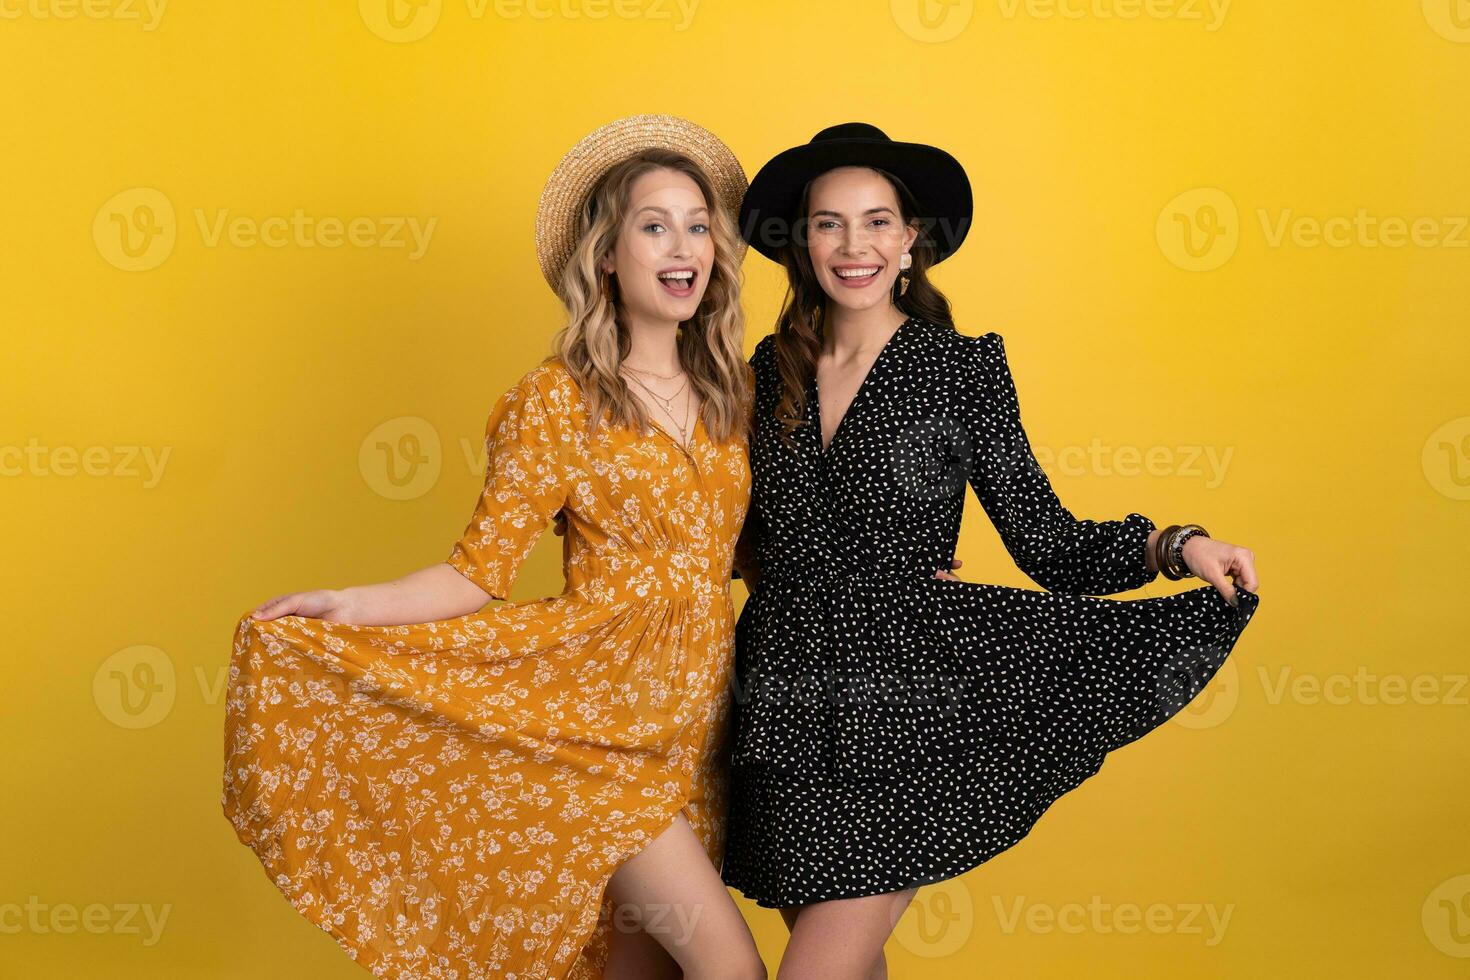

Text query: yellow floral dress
(221, 356), (751, 979)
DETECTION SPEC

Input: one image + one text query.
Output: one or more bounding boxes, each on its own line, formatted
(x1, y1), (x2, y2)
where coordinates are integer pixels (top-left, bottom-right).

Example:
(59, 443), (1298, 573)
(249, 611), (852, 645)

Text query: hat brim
(738, 138), (973, 264)
(535, 114), (749, 293)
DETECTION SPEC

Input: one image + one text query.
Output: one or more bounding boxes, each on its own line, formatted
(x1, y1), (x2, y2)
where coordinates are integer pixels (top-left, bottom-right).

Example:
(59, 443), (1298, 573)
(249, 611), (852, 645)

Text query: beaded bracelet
(1162, 523), (1209, 580)
(1171, 524), (1209, 576)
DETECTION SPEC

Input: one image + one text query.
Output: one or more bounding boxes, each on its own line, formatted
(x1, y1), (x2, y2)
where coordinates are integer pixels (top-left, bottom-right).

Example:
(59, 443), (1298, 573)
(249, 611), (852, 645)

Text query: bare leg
(605, 810), (766, 980)
(604, 919), (681, 980)
(780, 905), (889, 980)
(776, 888), (918, 980)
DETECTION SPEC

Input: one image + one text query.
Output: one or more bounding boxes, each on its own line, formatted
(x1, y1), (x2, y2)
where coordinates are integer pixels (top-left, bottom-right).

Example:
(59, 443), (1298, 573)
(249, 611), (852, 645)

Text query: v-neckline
(812, 316), (913, 457)
(648, 407), (703, 455)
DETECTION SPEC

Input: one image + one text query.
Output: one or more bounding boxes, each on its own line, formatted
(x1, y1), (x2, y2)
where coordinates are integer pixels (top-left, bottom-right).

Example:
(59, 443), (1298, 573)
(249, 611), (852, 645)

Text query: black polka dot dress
(720, 316), (1261, 909)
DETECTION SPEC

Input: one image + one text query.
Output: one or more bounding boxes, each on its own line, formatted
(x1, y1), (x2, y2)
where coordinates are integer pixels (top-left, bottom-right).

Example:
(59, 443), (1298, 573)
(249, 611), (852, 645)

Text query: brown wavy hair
(550, 148), (750, 443)
(770, 166), (955, 447)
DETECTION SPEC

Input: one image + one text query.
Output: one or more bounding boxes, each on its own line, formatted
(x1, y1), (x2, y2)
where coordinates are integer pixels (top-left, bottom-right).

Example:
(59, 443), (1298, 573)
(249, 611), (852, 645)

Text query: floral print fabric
(222, 357), (750, 978)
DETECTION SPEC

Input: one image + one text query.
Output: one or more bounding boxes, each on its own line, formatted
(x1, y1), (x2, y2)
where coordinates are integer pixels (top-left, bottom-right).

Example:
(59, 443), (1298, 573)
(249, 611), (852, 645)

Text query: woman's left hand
(934, 558), (963, 581)
(1183, 536), (1258, 607)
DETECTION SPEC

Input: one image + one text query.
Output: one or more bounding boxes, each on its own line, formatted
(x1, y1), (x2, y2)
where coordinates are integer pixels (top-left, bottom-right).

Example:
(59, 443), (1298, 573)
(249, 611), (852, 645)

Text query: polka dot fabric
(720, 316), (1260, 908)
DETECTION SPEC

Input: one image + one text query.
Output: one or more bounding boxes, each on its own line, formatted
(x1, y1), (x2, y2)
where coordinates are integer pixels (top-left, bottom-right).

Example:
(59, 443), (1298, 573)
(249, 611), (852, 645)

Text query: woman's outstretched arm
(249, 562), (490, 625)
(250, 364), (571, 625)
(962, 331), (1257, 603)
(962, 331), (1160, 596)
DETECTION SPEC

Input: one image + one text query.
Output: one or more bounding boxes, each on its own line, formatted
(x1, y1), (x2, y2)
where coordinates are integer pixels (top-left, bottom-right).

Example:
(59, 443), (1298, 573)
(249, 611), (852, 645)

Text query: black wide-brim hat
(739, 122), (973, 264)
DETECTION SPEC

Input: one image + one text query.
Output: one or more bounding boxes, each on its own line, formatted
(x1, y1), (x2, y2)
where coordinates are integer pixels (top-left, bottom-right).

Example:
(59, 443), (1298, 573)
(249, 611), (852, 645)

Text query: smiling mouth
(833, 265), (882, 287)
(657, 269), (698, 296)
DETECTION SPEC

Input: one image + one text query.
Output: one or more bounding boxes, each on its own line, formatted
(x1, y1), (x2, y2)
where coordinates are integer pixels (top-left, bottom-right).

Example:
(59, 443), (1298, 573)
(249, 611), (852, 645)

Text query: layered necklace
(621, 362), (694, 448)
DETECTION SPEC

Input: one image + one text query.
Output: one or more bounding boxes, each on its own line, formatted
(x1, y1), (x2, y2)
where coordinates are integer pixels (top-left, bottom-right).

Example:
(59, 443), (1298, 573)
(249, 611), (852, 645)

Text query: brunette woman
(724, 123), (1261, 980)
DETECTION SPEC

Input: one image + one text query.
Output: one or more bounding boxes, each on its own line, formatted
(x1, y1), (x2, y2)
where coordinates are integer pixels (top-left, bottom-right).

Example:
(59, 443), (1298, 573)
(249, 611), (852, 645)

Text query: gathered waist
(565, 546), (731, 603)
(757, 552), (952, 591)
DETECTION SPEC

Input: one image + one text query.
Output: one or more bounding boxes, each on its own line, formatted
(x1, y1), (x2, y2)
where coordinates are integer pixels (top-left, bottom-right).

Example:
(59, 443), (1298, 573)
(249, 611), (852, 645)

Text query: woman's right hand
(934, 558), (964, 581)
(250, 589), (353, 623)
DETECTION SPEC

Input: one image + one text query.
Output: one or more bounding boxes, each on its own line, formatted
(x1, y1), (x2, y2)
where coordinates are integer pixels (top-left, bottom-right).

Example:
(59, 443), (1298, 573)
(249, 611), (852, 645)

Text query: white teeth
(835, 267), (880, 278)
(658, 271), (694, 283)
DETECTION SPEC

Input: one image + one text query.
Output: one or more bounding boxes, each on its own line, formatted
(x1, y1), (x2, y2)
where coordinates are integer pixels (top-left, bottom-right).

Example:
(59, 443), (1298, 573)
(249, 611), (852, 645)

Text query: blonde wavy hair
(550, 149), (751, 443)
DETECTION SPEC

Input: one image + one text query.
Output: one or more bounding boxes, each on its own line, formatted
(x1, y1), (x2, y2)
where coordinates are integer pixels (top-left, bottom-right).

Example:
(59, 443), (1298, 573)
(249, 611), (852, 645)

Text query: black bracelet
(1167, 524), (1209, 579)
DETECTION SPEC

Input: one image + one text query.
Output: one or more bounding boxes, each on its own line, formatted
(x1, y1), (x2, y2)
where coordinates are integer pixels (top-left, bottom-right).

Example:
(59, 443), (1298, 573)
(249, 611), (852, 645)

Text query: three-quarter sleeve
(446, 366), (573, 600)
(962, 331), (1158, 596)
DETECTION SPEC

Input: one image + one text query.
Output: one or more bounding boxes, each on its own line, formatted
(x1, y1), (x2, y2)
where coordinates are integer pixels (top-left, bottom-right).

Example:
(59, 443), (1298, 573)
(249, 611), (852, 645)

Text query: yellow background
(3, 1), (1467, 976)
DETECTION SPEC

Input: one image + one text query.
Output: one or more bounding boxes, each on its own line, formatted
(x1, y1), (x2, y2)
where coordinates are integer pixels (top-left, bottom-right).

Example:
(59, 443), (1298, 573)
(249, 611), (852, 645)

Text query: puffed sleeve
(445, 366), (573, 600)
(962, 331), (1158, 596)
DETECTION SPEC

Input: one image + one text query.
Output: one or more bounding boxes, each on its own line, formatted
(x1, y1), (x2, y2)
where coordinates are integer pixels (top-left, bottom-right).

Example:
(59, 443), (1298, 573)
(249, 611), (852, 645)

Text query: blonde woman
(222, 115), (765, 980)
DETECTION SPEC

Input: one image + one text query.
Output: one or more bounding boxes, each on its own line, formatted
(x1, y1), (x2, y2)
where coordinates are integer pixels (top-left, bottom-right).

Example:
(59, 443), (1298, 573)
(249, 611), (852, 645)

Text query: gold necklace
(622, 361), (685, 382)
(624, 371), (692, 446)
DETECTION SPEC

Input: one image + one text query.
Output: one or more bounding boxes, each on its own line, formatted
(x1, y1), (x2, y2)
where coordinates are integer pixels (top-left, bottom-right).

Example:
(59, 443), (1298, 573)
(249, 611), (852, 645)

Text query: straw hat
(535, 114), (749, 292)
